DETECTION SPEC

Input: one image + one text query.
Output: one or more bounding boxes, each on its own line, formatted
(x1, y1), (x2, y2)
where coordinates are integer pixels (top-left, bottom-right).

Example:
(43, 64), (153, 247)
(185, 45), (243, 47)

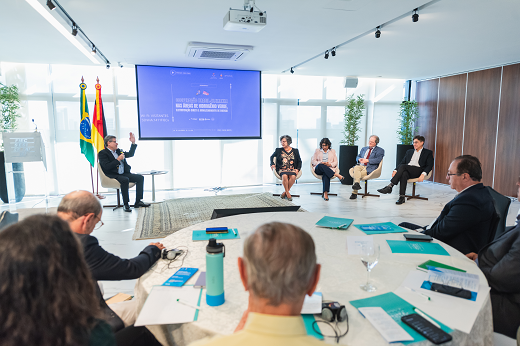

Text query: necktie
(365, 148), (373, 166)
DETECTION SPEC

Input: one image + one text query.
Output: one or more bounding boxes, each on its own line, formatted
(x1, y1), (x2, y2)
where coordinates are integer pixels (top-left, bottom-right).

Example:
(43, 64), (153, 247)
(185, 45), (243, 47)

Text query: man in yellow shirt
(190, 222), (323, 346)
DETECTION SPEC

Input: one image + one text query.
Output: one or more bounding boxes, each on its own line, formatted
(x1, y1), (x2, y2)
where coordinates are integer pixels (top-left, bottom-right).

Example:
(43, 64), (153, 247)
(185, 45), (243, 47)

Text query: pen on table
(405, 286), (431, 301)
(337, 223), (348, 229)
(232, 229), (237, 236)
(414, 308), (441, 328)
(176, 299), (202, 311)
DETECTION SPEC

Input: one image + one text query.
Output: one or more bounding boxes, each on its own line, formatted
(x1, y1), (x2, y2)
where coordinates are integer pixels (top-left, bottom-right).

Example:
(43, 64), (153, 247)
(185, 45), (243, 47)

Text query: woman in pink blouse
(311, 138), (344, 200)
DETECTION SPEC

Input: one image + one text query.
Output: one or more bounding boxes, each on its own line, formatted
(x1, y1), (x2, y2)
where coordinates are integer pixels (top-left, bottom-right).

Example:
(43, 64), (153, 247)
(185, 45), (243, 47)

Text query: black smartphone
(403, 233), (433, 242)
(430, 283), (472, 299)
(401, 313), (452, 344)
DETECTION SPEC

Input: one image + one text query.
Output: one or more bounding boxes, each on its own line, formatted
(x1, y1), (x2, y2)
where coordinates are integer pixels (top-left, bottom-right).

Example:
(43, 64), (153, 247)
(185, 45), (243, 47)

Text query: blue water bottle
(206, 238), (225, 306)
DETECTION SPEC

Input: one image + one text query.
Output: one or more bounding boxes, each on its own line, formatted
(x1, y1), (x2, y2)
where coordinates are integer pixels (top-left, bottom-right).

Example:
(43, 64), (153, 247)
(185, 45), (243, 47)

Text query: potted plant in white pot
(339, 94), (365, 185)
(0, 83), (24, 203)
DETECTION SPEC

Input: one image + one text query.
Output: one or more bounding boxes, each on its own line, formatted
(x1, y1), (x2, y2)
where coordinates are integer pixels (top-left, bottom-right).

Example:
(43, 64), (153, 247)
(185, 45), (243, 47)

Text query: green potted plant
(396, 100), (419, 168)
(0, 83), (25, 203)
(339, 94), (365, 185)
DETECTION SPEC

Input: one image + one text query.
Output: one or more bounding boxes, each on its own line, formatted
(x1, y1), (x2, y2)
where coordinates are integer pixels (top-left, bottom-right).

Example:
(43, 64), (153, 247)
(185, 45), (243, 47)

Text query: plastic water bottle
(206, 238), (225, 306)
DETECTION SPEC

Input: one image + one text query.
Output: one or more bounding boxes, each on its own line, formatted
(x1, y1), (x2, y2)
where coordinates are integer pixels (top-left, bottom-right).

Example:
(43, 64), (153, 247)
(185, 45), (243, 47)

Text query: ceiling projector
(223, 9), (267, 32)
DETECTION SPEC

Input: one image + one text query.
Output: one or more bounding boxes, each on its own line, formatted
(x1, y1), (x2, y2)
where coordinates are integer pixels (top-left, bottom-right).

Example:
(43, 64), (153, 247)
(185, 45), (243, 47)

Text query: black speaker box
(211, 206), (301, 219)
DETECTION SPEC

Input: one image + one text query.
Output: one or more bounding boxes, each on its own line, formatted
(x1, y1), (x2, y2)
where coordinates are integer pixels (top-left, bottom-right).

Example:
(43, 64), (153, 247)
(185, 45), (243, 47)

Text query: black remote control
(401, 313), (452, 344)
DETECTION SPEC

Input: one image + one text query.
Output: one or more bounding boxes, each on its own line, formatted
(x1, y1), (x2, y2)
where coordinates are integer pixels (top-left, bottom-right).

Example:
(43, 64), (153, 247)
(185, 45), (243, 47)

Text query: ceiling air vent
(186, 42), (253, 61)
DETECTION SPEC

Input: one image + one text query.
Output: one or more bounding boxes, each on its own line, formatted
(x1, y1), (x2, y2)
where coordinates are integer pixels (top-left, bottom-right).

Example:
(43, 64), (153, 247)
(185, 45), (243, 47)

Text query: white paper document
(347, 236), (373, 255)
(358, 307), (414, 343)
(427, 268), (480, 292)
(301, 292), (323, 314)
(135, 285), (202, 326)
(394, 270), (490, 334)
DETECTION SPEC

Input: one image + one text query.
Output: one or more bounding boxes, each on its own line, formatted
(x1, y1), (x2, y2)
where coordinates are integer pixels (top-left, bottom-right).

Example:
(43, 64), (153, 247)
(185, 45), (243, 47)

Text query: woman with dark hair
(0, 214), (115, 346)
(311, 138), (344, 200)
(270, 135), (302, 201)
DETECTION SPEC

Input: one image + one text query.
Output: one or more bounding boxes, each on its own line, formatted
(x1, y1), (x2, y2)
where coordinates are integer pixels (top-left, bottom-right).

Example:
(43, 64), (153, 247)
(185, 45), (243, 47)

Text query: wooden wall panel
(434, 74), (467, 184)
(415, 79), (439, 181)
(494, 63), (520, 197)
(462, 68), (502, 187)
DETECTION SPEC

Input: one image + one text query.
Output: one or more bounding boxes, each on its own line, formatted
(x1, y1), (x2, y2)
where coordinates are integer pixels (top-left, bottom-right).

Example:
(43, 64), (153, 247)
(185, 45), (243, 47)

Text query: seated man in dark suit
(57, 190), (164, 329)
(399, 155), (495, 255)
(378, 135), (434, 205)
(465, 176), (520, 338)
(98, 133), (150, 212)
(350, 135), (385, 200)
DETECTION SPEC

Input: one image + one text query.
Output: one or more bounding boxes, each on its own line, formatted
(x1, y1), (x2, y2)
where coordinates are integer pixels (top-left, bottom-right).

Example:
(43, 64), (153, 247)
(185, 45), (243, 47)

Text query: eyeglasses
(94, 219), (104, 230)
(446, 172), (460, 177)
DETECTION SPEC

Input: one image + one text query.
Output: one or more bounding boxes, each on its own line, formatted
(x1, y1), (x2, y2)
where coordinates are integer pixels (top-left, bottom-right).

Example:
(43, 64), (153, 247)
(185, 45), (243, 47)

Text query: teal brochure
(301, 314), (324, 340)
(354, 222), (407, 234)
(192, 229), (240, 241)
(350, 292), (452, 344)
(386, 240), (450, 256)
(315, 216), (354, 230)
(163, 268), (198, 286)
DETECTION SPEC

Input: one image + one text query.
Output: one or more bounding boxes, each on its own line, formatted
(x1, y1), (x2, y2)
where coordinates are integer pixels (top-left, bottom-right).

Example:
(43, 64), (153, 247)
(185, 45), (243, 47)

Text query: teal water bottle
(206, 238), (225, 306)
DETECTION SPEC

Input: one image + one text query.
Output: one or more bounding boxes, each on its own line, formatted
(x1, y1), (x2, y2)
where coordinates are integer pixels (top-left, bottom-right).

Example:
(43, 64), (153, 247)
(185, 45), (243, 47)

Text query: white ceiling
(2, 0), (519, 80)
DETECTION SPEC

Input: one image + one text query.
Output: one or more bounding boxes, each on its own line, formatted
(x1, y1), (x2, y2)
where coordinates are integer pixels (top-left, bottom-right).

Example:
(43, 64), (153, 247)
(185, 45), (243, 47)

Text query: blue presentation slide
(136, 65), (261, 139)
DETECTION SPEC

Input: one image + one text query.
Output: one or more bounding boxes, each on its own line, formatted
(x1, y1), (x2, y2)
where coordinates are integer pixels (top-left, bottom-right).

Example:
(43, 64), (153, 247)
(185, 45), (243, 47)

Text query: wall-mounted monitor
(135, 65), (261, 140)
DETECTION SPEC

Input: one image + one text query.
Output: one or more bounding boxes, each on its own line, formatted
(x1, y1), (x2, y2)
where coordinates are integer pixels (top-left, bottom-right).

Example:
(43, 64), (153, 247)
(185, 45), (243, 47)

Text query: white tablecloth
(135, 212), (493, 346)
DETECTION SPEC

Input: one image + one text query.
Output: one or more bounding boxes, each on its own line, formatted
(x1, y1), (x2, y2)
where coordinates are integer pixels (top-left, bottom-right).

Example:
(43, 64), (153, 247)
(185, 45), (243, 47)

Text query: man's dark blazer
(395, 148), (434, 175)
(423, 183), (495, 255)
(77, 233), (161, 281)
(479, 218), (520, 303)
(478, 218), (520, 337)
(98, 144), (137, 177)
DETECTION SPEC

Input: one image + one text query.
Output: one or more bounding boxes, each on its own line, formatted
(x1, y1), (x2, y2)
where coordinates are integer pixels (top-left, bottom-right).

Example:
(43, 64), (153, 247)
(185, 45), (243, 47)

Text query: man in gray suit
(350, 135), (385, 199)
(466, 176), (520, 338)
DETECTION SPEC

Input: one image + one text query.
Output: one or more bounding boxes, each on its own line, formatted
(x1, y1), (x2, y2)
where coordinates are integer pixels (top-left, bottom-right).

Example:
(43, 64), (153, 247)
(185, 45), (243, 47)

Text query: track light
(324, 50), (329, 59)
(118, 62), (123, 68)
(375, 26), (381, 38)
(71, 23), (78, 36)
(290, 67), (294, 74)
(412, 8), (419, 22)
(106, 64), (110, 69)
(91, 45), (96, 55)
(46, 0), (56, 10)
(331, 47), (336, 57)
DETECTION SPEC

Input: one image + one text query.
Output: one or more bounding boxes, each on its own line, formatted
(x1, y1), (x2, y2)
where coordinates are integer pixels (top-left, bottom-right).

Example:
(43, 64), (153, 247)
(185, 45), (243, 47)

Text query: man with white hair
(190, 222), (322, 346)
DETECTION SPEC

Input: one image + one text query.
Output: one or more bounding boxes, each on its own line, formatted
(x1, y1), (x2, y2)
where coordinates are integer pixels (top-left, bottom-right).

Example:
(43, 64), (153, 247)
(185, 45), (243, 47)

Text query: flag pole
(90, 165), (95, 194)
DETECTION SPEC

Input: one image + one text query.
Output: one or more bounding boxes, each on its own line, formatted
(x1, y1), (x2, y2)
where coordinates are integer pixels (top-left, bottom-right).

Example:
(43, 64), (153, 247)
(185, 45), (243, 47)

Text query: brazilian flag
(79, 82), (95, 167)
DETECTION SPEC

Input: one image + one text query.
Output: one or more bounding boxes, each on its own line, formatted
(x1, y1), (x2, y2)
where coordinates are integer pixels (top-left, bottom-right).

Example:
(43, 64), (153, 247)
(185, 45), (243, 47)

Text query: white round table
(135, 212), (493, 346)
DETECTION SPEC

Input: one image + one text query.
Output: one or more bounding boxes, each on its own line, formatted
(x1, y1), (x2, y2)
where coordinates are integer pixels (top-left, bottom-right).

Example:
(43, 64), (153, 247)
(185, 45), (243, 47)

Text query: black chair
(0, 210), (18, 231)
(487, 186), (512, 240)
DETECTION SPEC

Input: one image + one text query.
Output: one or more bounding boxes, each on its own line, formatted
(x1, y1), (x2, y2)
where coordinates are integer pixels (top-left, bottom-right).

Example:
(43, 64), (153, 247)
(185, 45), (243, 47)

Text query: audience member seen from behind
(0, 215), (115, 346)
(465, 176), (520, 338)
(58, 190), (164, 330)
(399, 155), (495, 255)
(311, 138), (344, 201)
(350, 135), (385, 199)
(270, 135), (302, 201)
(190, 222), (322, 346)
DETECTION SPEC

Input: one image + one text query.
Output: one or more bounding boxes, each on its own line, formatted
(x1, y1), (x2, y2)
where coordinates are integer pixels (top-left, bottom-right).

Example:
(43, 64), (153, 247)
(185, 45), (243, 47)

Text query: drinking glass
(359, 244), (380, 292)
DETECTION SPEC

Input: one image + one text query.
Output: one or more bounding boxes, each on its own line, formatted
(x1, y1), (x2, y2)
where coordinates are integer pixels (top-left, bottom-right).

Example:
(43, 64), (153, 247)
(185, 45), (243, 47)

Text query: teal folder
(192, 229), (240, 241)
(315, 216), (354, 230)
(350, 292), (452, 344)
(301, 314), (324, 340)
(354, 222), (407, 234)
(386, 240), (450, 256)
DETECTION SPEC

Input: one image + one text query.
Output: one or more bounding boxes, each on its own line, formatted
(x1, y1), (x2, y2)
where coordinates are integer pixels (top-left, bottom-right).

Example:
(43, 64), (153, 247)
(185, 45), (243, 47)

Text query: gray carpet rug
(133, 192), (306, 240)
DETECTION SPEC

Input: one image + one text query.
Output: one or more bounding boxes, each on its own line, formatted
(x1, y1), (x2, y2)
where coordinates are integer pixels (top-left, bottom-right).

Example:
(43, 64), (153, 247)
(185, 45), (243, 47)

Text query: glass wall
(0, 62), (405, 195)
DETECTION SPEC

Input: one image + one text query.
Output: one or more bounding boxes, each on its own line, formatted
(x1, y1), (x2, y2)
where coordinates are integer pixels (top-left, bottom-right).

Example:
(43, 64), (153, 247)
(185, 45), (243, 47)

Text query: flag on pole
(79, 79), (95, 167)
(92, 77), (107, 153)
